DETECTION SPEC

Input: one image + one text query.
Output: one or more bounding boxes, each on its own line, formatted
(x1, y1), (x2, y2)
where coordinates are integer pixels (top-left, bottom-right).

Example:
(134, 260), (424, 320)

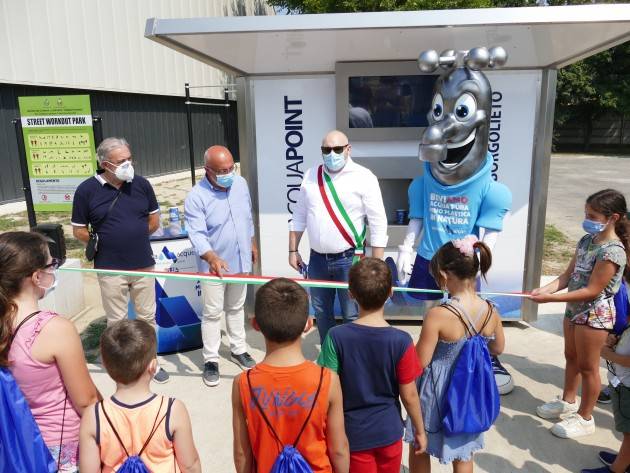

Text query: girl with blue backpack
(405, 236), (505, 473)
(531, 189), (629, 440)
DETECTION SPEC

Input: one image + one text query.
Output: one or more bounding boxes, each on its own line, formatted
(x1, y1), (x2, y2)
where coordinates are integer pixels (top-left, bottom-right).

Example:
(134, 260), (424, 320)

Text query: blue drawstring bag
(613, 280), (629, 335)
(0, 367), (57, 473)
(247, 367), (324, 473)
(100, 396), (174, 473)
(440, 301), (500, 436)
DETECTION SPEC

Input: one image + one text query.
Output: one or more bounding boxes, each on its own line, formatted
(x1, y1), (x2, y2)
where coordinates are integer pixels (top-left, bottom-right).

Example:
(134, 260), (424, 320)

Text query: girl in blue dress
(405, 235), (505, 473)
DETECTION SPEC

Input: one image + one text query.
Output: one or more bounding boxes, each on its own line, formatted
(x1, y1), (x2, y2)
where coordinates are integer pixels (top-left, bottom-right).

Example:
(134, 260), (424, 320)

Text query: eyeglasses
(205, 165), (235, 176)
(107, 157), (133, 167)
(321, 144), (348, 154)
(43, 258), (61, 271)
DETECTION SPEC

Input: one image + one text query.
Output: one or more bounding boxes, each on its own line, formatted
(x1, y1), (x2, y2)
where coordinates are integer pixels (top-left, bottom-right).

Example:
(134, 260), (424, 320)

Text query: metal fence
(0, 83), (239, 203)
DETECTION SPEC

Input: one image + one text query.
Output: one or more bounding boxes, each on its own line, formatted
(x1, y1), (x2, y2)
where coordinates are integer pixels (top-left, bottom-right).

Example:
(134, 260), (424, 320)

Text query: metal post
(185, 83), (196, 186)
(13, 119), (37, 228)
(92, 116), (104, 148)
(522, 69), (558, 323)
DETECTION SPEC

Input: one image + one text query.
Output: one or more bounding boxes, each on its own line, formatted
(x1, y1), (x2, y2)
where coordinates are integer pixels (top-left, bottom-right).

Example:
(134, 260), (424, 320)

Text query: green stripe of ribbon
(59, 267), (528, 298)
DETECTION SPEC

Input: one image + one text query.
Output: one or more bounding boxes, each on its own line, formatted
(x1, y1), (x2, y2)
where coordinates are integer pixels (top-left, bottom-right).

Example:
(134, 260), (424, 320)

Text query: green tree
(555, 41), (630, 150)
(269, 0), (489, 13)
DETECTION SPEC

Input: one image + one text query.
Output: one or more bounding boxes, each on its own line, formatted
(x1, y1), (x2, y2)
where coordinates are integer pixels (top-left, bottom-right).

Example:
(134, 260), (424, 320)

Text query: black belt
(311, 248), (355, 260)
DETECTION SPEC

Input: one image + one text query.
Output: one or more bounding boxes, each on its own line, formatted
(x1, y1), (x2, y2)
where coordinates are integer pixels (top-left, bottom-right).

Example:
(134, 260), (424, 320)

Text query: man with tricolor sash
(289, 130), (388, 342)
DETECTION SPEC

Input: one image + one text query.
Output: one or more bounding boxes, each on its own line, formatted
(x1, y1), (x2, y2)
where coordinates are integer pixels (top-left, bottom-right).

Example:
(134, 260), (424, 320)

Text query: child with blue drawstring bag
(404, 236), (505, 472)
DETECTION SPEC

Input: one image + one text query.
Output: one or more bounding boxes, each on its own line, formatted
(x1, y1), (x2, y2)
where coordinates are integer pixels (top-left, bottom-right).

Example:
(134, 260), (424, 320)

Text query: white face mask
(37, 270), (58, 298)
(109, 161), (134, 182)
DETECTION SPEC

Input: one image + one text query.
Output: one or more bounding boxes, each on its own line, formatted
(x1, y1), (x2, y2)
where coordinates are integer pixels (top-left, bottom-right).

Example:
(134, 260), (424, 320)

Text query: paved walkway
(546, 153), (630, 243)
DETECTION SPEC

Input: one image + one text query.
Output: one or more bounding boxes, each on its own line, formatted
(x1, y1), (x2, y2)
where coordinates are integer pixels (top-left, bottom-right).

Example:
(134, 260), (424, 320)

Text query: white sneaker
(550, 413), (595, 438)
(536, 396), (578, 419)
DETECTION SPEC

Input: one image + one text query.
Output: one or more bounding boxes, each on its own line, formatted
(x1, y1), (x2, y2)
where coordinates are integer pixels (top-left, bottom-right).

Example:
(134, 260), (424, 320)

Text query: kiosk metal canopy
(145, 4), (630, 76)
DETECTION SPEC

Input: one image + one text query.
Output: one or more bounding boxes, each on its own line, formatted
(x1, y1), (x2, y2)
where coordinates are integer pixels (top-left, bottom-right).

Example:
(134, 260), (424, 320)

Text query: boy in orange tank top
(232, 278), (350, 473)
(79, 320), (201, 473)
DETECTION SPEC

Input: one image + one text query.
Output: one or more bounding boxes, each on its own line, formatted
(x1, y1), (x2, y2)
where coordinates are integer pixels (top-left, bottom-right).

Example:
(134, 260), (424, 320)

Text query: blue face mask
(216, 171), (235, 188)
(582, 218), (607, 235)
(323, 152), (346, 172)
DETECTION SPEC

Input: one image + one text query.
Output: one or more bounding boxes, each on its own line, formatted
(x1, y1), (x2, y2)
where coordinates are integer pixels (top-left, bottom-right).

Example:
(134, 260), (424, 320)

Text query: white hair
(96, 137), (130, 164)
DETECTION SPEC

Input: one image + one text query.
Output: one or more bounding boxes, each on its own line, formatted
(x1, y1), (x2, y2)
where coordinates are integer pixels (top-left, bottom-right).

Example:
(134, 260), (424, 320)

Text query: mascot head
(417, 47), (507, 186)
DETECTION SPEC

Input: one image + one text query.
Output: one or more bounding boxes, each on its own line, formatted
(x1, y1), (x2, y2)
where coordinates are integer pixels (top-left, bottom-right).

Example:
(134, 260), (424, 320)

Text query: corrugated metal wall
(0, 0), (273, 99)
(0, 83), (239, 203)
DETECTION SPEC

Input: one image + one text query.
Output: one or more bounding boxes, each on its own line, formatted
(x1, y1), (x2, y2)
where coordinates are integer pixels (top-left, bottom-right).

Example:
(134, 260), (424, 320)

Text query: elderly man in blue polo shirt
(71, 137), (169, 383)
(184, 145), (257, 387)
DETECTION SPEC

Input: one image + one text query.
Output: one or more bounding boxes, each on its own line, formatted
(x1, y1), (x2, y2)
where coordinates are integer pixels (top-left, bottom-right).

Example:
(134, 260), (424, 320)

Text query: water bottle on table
(167, 207), (182, 237)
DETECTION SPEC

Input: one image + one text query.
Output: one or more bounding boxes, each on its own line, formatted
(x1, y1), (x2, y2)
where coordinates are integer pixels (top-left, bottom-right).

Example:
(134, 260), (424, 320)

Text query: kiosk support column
(185, 83), (196, 186)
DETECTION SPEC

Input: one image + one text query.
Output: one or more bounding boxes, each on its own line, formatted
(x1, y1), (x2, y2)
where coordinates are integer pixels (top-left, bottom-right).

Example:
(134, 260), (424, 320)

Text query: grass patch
(542, 224), (575, 275)
(0, 216), (20, 230)
(80, 318), (107, 363)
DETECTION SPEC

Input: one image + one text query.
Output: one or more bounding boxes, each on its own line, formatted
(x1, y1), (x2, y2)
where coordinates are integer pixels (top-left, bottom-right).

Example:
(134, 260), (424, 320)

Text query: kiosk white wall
(146, 5), (630, 321)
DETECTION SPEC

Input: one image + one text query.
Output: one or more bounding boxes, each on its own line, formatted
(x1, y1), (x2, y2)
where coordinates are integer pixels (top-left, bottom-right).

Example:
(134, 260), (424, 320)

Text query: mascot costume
(395, 47), (514, 394)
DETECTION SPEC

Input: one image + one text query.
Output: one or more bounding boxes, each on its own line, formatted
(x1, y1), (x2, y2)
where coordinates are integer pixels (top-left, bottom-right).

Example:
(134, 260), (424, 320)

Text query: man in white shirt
(289, 130), (388, 342)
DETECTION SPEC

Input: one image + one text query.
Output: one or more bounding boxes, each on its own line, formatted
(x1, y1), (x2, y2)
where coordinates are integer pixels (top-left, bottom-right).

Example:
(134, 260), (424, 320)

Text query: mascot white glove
(396, 245), (415, 284)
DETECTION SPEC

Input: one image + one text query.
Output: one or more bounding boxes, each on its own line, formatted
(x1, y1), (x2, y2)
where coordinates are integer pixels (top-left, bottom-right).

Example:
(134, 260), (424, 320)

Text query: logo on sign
(41, 194), (48, 201)
(64, 194), (71, 201)
(161, 246), (178, 263)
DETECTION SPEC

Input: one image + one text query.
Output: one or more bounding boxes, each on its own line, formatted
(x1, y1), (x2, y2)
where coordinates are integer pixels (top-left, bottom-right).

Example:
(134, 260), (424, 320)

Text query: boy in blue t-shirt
(318, 258), (427, 472)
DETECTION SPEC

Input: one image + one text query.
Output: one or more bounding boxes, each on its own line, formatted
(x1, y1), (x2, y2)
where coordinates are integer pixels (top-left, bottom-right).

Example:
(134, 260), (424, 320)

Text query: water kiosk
(146, 5), (630, 322)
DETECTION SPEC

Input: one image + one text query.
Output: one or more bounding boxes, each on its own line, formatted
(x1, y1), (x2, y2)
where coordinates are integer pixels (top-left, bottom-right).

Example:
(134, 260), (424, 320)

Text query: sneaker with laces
(551, 413), (595, 438)
(203, 362), (220, 387)
(598, 387), (612, 404)
(231, 352), (256, 369)
(491, 356), (514, 395)
(536, 396), (579, 419)
(152, 367), (170, 384)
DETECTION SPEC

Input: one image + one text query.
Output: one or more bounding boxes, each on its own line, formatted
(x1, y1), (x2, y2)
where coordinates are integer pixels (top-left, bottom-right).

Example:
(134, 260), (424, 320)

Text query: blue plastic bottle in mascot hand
(395, 47), (514, 395)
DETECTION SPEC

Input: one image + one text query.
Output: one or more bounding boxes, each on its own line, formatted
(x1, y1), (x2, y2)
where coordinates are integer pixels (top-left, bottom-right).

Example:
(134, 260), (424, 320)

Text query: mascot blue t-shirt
(409, 153), (512, 260)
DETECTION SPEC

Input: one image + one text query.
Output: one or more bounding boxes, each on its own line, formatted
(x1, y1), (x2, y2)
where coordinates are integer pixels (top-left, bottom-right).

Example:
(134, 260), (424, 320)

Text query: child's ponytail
(586, 189), (630, 280)
(473, 241), (492, 282)
(614, 216), (630, 281)
(431, 235), (494, 286)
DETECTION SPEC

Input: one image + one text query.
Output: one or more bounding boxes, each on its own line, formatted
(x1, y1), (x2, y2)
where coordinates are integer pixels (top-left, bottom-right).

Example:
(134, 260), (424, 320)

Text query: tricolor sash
(317, 165), (366, 264)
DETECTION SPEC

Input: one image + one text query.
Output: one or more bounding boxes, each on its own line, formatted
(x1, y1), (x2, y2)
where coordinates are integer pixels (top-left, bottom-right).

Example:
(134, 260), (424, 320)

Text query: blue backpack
(440, 301), (500, 437)
(1, 311), (57, 472)
(100, 396), (174, 473)
(613, 280), (629, 335)
(247, 367), (324, 473)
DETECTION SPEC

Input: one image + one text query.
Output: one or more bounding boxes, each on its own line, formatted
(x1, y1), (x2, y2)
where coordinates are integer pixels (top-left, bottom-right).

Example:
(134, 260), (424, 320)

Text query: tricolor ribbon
(59, 267), (531, 298)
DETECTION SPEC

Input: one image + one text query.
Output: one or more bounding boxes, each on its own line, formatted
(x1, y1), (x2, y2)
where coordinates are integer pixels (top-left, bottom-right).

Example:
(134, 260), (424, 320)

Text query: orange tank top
(97, 394), (178, 473)
(239, 361), (333, 473)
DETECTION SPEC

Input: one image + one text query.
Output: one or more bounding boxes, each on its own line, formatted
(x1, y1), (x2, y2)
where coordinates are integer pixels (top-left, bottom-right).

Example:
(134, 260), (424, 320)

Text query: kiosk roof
(145, 4), (630, 75)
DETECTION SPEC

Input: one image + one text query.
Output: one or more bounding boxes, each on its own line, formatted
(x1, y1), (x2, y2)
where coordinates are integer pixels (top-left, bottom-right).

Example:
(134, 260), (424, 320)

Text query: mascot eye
(431, 94), (444, 120)
(453, 93), (477, 121)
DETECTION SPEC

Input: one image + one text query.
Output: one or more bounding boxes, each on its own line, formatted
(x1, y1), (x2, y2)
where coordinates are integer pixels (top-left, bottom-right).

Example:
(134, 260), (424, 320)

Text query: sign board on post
(18, 95), (97, 211)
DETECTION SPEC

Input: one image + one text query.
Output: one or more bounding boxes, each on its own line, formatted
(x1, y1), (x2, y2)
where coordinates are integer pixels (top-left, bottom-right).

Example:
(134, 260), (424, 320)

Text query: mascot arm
(477, 182), (511, 253)
(397, 218), (424, 284)
(481, 229), (499, 251)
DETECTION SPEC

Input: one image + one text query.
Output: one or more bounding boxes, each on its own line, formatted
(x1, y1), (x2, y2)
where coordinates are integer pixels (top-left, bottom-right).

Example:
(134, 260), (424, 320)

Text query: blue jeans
(308, 249), (358, 343)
